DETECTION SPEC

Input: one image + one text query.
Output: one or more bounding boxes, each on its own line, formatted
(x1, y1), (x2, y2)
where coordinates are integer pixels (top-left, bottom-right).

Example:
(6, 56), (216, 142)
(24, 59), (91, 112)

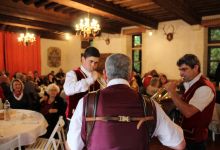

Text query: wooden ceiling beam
(54, 5), (66, 12)
(113, 0), (132, 5)
(45, 2), (58, 10)
(0, 14), (73, 33)
(122, 27), (146, 35)
(0, 12), (121, 35)
(62, 7), (73, 13)
(127, 2), (154, 9)
(48, 0), (158, 28)
(12, 0), (22, 2)
(0, 0), (71, 25)
(0, 23), (66, 40)
(34, 0), (50, 8)
(153, 0), (201, 25)
(118, 0), (152, 7)
(202, 18), (220, 27)
(22, 0), (35, 5)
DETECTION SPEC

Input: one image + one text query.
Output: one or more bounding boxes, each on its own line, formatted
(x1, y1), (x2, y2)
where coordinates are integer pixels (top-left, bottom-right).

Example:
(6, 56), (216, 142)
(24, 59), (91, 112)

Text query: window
(132, 35), (142, 47)
(208, 27), (220, 43)
(132, 34), (142, 74)
(207, 27), (220, 80)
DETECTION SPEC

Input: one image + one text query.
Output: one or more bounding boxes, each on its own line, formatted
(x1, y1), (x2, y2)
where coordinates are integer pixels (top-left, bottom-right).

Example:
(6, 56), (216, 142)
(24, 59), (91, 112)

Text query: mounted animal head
(163, 25), (175, 41)
(105, 37), (110, 45)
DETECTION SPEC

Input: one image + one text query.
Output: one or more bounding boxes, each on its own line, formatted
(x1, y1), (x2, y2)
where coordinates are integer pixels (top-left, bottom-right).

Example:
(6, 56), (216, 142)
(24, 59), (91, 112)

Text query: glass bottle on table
(0, 98), (3, 109)
(4, 99), (10, 121)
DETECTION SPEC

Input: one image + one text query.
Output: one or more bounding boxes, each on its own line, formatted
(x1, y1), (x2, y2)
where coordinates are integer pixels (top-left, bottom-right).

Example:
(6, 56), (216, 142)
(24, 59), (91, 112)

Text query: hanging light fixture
(17, 29), (36, 46)
(75, 12), (101, 38)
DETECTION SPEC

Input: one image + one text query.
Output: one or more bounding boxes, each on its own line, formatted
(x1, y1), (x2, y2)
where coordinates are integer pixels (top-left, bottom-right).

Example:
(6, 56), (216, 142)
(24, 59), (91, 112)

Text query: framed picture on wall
(47, 47), (61, 67)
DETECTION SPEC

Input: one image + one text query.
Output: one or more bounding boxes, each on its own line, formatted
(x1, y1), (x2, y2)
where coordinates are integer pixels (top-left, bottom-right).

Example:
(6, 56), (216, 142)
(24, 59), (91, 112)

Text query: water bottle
(0, 98), (3, 109)
(4, 100), (10, 121)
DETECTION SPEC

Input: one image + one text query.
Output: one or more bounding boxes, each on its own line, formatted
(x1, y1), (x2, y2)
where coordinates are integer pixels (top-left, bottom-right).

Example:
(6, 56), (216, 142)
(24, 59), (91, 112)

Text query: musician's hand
(91, 71), (99, 82)
(164, 81), (177, 94)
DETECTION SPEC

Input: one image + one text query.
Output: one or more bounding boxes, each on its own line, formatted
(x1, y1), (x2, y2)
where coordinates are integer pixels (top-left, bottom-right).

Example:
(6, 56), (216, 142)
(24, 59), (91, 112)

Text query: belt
(86, 115), (154, 130)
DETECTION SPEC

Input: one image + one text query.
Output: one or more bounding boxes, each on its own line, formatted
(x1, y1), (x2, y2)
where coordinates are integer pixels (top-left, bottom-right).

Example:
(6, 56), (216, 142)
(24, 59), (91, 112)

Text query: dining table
(0, 109), (48, 146)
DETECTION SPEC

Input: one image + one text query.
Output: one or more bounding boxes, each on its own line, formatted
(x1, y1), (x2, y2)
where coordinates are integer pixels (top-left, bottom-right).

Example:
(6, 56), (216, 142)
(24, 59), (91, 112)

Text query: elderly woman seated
(7, 79), (34, 110)
(40, 83), (67, 138)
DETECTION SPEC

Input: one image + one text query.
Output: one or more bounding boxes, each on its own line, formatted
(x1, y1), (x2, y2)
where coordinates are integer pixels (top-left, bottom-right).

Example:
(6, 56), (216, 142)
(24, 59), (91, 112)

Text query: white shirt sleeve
(152, 101), (184, 148)
(189, 86), (214, 112)
(63, 70), (94, 96)
(67, 98), (84, 150)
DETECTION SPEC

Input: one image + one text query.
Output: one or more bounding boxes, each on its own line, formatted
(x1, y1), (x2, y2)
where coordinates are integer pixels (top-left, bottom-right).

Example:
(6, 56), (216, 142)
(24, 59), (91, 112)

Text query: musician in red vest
(66, 53), (185, 150)
(164, 54), (216, 150)
(63, 47), (100, 120)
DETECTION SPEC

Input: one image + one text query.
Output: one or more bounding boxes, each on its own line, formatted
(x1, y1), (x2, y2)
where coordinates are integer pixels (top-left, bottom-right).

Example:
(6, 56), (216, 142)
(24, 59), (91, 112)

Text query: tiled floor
(149, 133), (220, 150)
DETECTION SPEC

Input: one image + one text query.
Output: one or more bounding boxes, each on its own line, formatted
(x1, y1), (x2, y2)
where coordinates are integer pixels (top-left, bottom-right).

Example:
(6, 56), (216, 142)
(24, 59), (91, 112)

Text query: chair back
(212, 103), (220, 121)
(0, 135), (21, 150)
(44, 116), (65, 150)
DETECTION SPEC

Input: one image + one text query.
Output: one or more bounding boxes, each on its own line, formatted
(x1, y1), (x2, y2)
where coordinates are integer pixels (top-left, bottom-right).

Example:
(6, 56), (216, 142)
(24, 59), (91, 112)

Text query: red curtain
(4, 31), (41, 77)
(0, 31), (4, 70)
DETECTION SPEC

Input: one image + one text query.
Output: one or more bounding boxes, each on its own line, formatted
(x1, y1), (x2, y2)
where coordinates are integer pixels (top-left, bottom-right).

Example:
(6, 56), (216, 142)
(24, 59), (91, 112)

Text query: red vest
(81, 84), (150, 150)
(66, 68), (100, 118)
(182, 76), (216, 142)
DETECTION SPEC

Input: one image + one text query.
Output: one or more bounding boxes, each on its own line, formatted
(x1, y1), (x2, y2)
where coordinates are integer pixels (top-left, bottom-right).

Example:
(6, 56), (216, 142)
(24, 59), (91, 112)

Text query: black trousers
(186, 140), (207, 150)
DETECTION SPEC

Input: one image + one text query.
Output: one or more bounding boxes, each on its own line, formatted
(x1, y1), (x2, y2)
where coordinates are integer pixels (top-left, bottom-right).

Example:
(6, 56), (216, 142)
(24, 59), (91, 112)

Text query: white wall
(92, 33), (130, 55)
(40, 20), (207, 80)
(40, 37), (82, 75)
(142, 20), (206, 79)
(40, 33), (130, 75)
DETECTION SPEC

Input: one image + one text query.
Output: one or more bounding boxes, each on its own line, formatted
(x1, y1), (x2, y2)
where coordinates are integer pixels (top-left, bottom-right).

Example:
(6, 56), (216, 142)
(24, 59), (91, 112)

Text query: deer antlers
(163, 25), (175, 41)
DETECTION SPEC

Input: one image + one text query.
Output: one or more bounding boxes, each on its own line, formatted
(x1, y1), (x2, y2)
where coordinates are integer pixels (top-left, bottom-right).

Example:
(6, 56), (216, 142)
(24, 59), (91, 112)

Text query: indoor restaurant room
(0, 0), (220, 150)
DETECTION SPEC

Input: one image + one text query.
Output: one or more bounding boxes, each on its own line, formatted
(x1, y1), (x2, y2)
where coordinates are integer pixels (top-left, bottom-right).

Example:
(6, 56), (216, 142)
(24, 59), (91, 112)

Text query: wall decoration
(47, 47), (61, 67)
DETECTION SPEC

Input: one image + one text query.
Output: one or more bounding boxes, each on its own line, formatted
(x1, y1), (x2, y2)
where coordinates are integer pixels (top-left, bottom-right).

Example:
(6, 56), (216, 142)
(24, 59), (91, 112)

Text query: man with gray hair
(67, 53), (185, 150)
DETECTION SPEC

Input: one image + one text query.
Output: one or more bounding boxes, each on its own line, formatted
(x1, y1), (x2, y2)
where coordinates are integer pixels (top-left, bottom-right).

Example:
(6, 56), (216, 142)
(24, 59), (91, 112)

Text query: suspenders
(84, 91), (157, 146)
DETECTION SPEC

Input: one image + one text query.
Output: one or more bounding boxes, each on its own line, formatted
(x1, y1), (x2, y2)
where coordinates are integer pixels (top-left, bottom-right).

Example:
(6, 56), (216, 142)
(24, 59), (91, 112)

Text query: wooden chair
(209, 103), (220, 141)
(0, 135), (21, 150)
(26, 116), (65, 150)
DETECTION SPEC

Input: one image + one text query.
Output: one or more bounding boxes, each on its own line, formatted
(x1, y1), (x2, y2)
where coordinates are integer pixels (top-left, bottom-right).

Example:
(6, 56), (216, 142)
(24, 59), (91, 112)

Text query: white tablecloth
(0, 109), (48, 146)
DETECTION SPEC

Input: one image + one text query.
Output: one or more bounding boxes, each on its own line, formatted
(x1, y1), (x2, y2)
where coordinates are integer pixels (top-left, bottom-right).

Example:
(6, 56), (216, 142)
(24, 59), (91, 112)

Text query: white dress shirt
(183, 73), (214, 111)
(67, 79), (184, 150)
(63, 66), (95, 96)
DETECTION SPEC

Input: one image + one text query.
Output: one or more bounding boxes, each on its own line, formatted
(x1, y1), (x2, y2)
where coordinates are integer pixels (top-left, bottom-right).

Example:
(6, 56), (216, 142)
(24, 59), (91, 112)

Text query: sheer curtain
(3, 31), (41, 76)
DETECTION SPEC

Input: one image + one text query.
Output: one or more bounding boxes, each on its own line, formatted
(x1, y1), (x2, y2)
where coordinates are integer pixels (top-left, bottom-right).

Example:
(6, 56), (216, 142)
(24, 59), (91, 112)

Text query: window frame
(207, 46), (220, 79)
(132, 49), (142, 74)
(132, 34), (142, 74)
(208, 27), (220, 43)
(132, 34), (142, 48)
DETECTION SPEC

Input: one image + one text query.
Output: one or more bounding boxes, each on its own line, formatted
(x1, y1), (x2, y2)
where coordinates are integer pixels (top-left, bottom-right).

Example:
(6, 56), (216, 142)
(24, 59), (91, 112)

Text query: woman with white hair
(40, 83), (67, 138)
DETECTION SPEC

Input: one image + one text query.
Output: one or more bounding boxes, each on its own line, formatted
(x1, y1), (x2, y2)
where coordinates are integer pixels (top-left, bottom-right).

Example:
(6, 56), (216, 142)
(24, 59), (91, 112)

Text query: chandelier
(17, 31), (36, 46)
(75, 13), (101, 38)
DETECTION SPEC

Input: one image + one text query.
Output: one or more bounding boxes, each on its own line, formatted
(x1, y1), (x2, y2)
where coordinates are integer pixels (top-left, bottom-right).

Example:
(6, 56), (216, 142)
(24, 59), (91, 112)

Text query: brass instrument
(151, 79), (184, 103)
(97, 76), (107, 89)
(150, 80), (184, 120)
(150, 88), (171, 103)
